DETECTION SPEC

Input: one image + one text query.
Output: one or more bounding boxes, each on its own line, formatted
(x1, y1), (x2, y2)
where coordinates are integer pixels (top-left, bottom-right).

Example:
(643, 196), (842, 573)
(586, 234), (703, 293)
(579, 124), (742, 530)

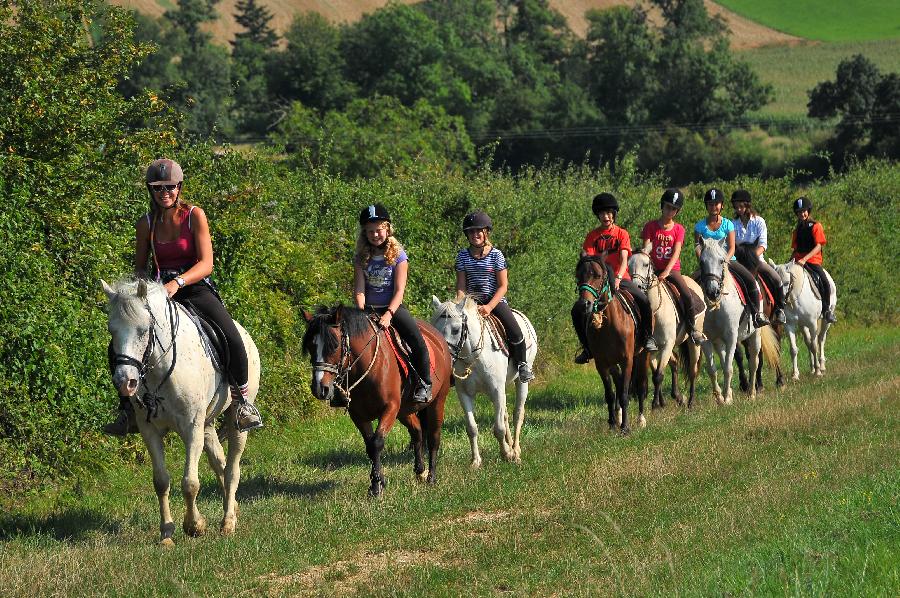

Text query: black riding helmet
(591, 192), (619, 216)
(704, 188), (725, 204)
(359, 203), (391, 226)
(462, 210), (493, 231)
(731, 189), (751, 205)
(793, 196), (813, 213)
(660, 188), (685, 210)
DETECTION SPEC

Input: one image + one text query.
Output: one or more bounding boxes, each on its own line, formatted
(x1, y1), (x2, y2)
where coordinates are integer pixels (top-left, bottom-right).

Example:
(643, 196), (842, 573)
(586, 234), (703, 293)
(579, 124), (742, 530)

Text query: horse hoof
(620, 427), (631, 436)
(159, 537), (175, 548)
(470, 458), (482, 470)
(638, 415), (647, 429)
(426, 472), (437, 486)
(416, 469), (429, 483)
(220, 516), (236, 535)
(184, 517), (207, 537)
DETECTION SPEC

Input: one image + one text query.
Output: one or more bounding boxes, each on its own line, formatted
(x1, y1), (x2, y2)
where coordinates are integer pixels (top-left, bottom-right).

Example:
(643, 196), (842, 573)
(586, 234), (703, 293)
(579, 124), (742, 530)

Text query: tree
(233, 0), (278, 48)
(164, 0), (220, 49)
(807, 54), (897, 167)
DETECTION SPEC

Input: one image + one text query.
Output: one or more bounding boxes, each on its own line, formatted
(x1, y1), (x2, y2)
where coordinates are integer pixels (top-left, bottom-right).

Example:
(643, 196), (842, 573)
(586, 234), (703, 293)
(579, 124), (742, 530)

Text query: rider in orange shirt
(790, 197), (836, 323)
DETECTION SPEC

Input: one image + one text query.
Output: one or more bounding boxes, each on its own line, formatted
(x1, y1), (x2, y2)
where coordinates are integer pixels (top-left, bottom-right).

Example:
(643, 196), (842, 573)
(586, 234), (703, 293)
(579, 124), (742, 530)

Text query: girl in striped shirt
(455, 211), (534, 383)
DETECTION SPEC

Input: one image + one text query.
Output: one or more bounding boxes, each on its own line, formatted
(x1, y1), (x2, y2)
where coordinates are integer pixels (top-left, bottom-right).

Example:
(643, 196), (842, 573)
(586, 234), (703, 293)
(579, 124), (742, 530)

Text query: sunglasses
(150, 184), (179, 192)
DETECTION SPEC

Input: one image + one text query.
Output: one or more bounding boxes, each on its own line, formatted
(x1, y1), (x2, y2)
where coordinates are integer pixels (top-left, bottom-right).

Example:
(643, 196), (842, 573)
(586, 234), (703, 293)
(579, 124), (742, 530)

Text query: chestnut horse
(302, 305), (452, 496)
(575, 256), (649, 433)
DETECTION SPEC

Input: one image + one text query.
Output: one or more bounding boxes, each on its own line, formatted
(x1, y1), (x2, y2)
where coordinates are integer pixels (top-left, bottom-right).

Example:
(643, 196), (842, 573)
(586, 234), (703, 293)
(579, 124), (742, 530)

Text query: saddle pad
(180, 303), (227, 374)
(729, 272), (747, 305)
(385, 324), (439, 381)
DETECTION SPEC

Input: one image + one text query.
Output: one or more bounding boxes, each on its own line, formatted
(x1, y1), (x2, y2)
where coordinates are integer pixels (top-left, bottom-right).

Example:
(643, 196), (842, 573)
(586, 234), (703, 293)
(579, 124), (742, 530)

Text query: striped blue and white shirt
(733, 215), (769, 260)
(455, 247), (508, 305)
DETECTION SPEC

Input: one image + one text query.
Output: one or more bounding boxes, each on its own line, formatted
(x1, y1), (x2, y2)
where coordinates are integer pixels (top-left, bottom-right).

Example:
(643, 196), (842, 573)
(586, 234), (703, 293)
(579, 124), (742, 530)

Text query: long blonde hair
(354, 222), (403, 267)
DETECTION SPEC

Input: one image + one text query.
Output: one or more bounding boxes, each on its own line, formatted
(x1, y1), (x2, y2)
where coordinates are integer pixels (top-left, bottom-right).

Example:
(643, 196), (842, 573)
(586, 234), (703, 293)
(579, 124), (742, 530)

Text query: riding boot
(102, 397), (138, 436)
(752, 310), (770, 328)
(571, 302), (592, 363)
(774, 307), (787, 324)
(510, 338), (534, 383)
(824, 309), (837, 323)
(412, 381), (432, 403)
(232, 383), (263, 432)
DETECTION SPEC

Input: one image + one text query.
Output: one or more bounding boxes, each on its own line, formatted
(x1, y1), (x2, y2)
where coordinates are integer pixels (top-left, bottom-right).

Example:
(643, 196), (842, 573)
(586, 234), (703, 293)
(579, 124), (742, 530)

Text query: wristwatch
(175, 276), (186, 288)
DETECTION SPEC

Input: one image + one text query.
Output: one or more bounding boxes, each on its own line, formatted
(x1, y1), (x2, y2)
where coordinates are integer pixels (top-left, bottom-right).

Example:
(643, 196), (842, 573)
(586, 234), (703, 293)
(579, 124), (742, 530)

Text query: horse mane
(107, 278), (166, 324)
(431, 295), (478, 323)
(301, 304), (373, 357)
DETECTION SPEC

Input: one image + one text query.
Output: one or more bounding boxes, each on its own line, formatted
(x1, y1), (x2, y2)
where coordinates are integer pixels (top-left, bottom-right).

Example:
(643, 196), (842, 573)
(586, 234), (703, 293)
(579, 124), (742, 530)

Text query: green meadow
(1, 325), (897, 596)
(717, 0), (900, 42)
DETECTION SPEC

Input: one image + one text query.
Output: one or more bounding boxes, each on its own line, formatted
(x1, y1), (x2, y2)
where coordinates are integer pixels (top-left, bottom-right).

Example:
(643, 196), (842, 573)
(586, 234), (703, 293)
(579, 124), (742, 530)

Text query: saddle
(615, 289), (641, 328)
(382, 322), (438, 387)
(803, 265), (826, 301)
(179, 302), (229, 375)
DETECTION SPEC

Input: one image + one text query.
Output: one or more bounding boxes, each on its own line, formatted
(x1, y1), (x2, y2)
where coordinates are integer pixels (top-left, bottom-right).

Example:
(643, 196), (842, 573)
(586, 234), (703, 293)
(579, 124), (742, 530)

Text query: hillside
(109, 0), (803, 49)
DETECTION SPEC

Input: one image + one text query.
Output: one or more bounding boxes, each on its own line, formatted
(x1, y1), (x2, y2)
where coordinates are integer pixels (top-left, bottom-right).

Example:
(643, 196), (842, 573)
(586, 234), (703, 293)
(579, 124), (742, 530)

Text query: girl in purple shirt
(353, 204), (431, 403)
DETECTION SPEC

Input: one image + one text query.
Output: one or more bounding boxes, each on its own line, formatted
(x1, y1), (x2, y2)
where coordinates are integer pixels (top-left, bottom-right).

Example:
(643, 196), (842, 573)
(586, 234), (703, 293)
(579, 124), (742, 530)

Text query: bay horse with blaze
(302, 305), (452, 496)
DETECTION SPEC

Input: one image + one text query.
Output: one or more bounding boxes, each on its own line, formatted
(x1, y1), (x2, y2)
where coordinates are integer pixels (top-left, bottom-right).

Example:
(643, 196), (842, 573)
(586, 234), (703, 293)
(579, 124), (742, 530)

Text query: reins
(447, 308), (487, 380)
(312, 317), (381, 406)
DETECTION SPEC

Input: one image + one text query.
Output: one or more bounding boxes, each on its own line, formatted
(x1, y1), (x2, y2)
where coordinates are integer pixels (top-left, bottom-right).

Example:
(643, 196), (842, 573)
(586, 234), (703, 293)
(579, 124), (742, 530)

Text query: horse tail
(759, 325), (781, 370)
(678, 341), (693, 379)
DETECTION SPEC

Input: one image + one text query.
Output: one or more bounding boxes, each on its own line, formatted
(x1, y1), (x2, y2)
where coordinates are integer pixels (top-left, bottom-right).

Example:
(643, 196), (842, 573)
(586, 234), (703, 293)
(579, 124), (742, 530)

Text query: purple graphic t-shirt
(360, 250), (408, 306)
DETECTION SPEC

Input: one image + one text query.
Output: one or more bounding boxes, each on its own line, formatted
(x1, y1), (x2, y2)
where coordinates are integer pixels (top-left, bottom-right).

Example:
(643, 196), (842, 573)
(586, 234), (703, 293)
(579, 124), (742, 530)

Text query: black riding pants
(173, 283), (249, 387)
(486, 301), (527, 365)
(728, 261), (762, 315)
(619, 278), (654, 340)
(756, 259), (786, 310)
(371, 304), (431, 385)
(803, 263), (831, 315)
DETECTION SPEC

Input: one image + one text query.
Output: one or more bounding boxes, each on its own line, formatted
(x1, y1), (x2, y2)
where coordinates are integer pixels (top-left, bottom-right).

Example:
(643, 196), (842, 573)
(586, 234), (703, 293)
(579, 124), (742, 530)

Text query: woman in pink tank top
(102, 159), (263, 436)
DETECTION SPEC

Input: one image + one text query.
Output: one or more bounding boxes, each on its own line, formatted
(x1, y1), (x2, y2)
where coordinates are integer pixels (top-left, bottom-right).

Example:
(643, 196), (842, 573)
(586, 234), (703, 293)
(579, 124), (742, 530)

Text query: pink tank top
(151, 207), (197, 270)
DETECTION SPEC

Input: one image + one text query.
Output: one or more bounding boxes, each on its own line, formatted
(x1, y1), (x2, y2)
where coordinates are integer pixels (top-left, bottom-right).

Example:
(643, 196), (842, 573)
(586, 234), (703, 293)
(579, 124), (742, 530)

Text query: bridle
(630, 254), (665, 315)
(111, 297), (179, 415)
(311, 317), (381, 405)
(578, 260), (614, 316)
(699, 251), (727, 311)
(439, 307), (486, 380)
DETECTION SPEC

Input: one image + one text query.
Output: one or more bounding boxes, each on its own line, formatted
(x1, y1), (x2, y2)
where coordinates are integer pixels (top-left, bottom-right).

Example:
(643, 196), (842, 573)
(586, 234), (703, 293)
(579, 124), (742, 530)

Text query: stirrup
(753, 312), (770, 328)
(517, 362), (535, 383)
(774, 308), (787, 324)
(689, 330), (706, 345)
(235, 401), (263, 432)
(824, 310), (837, 323)
(412, 383), (432, 404)
(644, 336), (658, 351)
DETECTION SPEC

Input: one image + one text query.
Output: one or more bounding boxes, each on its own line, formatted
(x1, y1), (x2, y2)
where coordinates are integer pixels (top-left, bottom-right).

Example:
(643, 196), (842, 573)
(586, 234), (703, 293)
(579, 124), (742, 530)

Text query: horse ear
(767, 258), (776, 267)
(431, 295), (442, 312)
(101, 279), (116, 300)
(137, 279), (147, 298)
(302, 309), (313, 323)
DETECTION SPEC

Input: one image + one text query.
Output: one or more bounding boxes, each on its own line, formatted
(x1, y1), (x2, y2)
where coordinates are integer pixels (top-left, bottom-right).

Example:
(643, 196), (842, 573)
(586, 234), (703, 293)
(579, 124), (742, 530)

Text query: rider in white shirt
(731, 189), (786, 323)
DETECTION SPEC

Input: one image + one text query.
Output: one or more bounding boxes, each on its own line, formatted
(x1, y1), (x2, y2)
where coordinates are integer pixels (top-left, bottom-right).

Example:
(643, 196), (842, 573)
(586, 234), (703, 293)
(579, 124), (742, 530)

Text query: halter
(311, 317), (381, 405)
(699, 253), (727, 311)
(630, 256), (666, 316)
(441, 307), (487, 380)
(111, 297), (180, 417)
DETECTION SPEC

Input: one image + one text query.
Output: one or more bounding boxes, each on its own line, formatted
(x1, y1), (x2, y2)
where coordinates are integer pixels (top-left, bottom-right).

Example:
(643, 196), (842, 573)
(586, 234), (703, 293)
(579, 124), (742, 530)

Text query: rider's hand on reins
(163, 280), (179, 298)
(378, 312), (392, 329)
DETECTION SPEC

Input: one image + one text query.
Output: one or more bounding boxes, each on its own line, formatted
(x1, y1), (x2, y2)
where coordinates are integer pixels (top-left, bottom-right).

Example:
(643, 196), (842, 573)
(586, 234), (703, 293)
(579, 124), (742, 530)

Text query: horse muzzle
(310, 378), (334, 402)
(112, 366), (140, 397)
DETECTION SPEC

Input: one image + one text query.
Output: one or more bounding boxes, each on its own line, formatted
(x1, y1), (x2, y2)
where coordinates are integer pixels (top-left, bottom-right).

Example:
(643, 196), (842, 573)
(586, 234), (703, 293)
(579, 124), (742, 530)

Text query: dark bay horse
(302, 305), (452, 496)
(734, 243), (786, 391)
(575, 256), (648, 433)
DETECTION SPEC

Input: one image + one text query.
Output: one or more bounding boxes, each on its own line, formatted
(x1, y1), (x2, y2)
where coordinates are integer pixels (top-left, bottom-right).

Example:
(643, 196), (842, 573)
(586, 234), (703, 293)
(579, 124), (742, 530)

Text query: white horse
(430, 296), (537, 467)
(102, 279), (259, 545)
(628, 251), (706, 409)
(697, 238), (779, 405)
(770, 260), (836, 378)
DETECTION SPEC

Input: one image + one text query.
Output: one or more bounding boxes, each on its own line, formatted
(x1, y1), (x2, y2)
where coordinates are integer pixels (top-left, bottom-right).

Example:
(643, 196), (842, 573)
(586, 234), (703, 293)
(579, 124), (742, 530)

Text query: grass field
(716, 0), (900, 42)
(1, 325), (898, 596)
(740, 38), (900, 116)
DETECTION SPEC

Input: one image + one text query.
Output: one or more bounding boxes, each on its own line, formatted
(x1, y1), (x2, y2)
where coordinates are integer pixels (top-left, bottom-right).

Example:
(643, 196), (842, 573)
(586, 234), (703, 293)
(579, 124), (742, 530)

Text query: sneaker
(574, 349), (592, 364)
(824, 310), (837, 323)
(517, 362), (535, 383)
(774, 308), (787, 324)
(644, 336), (659, 351)
(102, 408), (138, 436)
(689, 330), (707, 345)
(753, 312), (770, 328)
(412, 383), (432, 404)
(235, 402), (264, 432)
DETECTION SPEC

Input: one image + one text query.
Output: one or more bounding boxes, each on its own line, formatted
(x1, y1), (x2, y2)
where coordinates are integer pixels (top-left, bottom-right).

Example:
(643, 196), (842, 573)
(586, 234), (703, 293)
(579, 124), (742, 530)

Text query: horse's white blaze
(312, 335), (326, 387)
(431, 295), (537, 465)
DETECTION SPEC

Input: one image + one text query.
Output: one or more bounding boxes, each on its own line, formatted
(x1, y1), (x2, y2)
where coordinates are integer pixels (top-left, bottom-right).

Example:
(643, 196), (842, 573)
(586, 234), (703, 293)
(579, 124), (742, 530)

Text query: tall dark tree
(808, 54), (900, 167)
(164, 0), (220, 49)
(233, 0), (277, 49)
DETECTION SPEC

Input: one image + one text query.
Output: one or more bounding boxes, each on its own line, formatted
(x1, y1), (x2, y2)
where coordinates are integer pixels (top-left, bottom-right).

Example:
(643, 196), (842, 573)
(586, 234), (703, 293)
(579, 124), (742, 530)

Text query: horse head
(576, 255), (613, 316)
(627, 250), (654, 293)
(734, 241), (760, 274)
(698, 238), (728, 302)
(302, 304), (375, 403)
(102, 278), (169, 398)
(430, 295), (481, 362)
(770, 259), (804, 307)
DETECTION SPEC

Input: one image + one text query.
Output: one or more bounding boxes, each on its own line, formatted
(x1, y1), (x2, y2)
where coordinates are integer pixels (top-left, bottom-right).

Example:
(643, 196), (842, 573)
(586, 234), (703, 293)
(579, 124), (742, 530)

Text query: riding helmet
(793, 196), (813, 213)
(660, 188), (685, 210)
(703, 188), (725, 204)
(731, 189), (752, 205)
(146, 159), (184, 186)
(591, 192), (619, 216)
(359, 203), (391, 226)
(462, 210), (493, 232)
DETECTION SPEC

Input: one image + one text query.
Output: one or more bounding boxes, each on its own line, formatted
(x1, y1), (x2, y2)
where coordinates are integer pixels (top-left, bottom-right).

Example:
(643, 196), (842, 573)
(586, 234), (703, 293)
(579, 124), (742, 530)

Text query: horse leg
(617, 362), (632, 435)
(635, 355), (648, 429)
(181, 424), (207, 537)
(600, 370), (616, 432)
(220, 413), (247, 535)
(398, 411), (426, 481)
(817, 322), (831, 375)
(142, 429), (175, 546)
(800, 324), (817, 376)
(702, 340), (722, 404)
(669, 356), (683, 407)
(720, 342), (736, 405)
(746, 335), (761, 401)
(786, 326), (800, 380)
(488, 382), (515, 462)
(687, 343), (701, 408)
(651, 354), (665, 410)
(510, 380), (528, 463)
(368, 404), (400, 497)
(457, 388), (482, 469)
(735, 343), (750, 392)
(203, 424), (226, 497)
(423, 398), (445, 485)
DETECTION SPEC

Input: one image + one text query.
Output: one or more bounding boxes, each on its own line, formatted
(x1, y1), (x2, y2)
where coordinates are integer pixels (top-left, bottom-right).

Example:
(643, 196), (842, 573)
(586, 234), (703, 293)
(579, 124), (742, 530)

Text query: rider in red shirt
(790, 196), (836, 322)
(572, 193), (657, 364)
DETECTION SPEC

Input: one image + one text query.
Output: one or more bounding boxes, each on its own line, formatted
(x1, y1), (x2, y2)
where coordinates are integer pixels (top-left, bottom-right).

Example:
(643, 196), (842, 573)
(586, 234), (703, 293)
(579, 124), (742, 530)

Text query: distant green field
(717, 0), (900, 41)
(740, 39), (900, 116)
